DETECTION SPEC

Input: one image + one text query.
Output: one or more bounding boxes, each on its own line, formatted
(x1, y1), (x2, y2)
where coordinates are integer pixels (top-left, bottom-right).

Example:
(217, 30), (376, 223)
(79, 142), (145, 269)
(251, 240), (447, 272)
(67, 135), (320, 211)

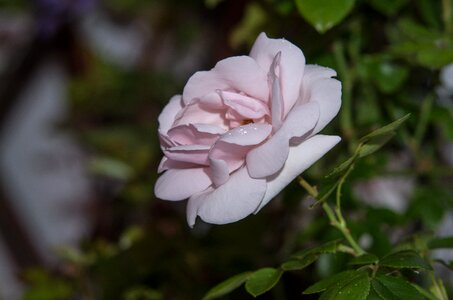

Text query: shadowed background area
(0, 0), (452, 299)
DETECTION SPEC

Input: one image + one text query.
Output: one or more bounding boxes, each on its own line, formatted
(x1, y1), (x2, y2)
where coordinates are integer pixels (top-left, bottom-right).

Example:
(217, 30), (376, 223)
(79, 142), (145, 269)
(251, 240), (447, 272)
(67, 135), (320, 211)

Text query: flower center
(241, 119), (254, 125)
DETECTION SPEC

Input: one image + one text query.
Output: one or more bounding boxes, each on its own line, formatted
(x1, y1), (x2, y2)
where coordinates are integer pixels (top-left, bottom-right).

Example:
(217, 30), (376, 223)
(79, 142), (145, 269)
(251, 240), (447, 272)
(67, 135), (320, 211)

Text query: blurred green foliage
(18, 0), (453, 298)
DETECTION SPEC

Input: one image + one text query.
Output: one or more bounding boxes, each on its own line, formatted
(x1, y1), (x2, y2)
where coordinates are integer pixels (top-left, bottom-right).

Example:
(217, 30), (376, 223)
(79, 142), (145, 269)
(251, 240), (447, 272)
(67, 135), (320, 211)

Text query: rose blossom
(155, 33), (342, 226)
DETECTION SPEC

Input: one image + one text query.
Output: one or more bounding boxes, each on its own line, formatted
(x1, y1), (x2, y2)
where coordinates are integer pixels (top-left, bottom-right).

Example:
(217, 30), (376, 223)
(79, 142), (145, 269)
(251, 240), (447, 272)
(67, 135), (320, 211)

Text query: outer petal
(246, 102), (319, 178)
(158, 95), (183, 134)
(187, 167), (266, 226)
(158, 157), (198, 173)
(300, 65), (341, 134)
(155, 168), (212, 201)
(164, 144), (210, 165)
(220, 123), (272, 145)
(255, 134), (341, 211)
(209, 157), (230, 187)
(167, 123), (224, 145)
(250, 33), (306, 117)
(183, 56), (269, 104)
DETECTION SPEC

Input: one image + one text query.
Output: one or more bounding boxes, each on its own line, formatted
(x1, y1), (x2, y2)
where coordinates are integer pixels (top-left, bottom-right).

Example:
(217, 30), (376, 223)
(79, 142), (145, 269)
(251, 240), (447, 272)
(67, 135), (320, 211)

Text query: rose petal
(155, 167), (212, 201)
(173, 100), (227, 129)
(183, 56), (269, 104)
(269, 52), (284, 129)
(158, 157), (199, 173)
(158, 95), (183, 135)
(246, 101), (320, 178)
(168, 124), (224, 145)
(300, 66), (341, 134)
(255, 134), (341, 211)
(209, 142), (249, 173)
(302, 65), (337, 88)
(164, 144), (210, 165)
(221, 91), (270, 119)
(192, 123), (227, 135)
(250, 33), (305, 117)
(209, 157), (230, 187)
(219, 123), (272, 146)
(186, 167), (266, 226)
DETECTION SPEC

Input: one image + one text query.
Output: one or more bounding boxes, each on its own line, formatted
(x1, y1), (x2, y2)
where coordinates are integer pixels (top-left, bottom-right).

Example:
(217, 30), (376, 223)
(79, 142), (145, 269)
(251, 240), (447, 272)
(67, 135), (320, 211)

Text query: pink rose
(155, 33), (341, 226)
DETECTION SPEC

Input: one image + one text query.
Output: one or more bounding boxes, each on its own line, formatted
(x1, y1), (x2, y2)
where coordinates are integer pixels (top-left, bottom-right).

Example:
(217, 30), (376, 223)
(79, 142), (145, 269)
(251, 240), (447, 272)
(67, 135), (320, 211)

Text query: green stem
(335, 163), (355, 225)
(298, 177), (318, 198)
(322, 202), (365, 256)
(336, 221), (365, 256)
(322, 202), (337, 225)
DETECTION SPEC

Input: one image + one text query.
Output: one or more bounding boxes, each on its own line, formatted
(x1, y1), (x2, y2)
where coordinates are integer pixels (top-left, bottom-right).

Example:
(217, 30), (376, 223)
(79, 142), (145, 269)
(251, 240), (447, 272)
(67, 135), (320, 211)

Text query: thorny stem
(321, 202), (365, 256)
(299, 177), (365, 256)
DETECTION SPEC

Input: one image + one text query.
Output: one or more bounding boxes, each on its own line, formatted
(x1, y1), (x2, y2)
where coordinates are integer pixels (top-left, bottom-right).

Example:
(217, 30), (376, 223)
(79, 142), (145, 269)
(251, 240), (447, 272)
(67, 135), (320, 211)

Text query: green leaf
(371, 278), (398, 300)
(428, 236), (453, 249)
(325, 156), (355, 179)
(292, 239), (341, 259)
(320, 271), (370, 300)
(358, 133), (396, 158)
(359, 114), (411, 142)
(295, 0), (355, 33)
(203, 272), (252, 300)
(327, 114), (410, 179)
(245, 268), (282, 297)
(281, 254), (318, 271)
(303, 270), (358, 294)
(366, 287), (386, 300)
(349, 254), (379, 265)
(379, 250), (432, 270)
(374, 274), (424, 300)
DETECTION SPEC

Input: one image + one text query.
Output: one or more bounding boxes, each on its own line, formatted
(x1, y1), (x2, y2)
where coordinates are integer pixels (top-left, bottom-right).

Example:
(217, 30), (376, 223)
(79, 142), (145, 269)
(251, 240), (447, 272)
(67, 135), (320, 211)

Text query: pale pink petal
(246, 102), (320, 178)
(192, 123), (227, 135)
(183, 56), (269, 104)
(209, 158), (229, 187)
(155, 167), (212, 201)
(173, 100), (227, 129)
(219, 123), (272, 145)
(158, 157), (198, 173)
(302, 65), (337, 88)
(250, 33), (305, 117)
(167, 124), (224, 145)
(269, 52), (283, 129)
(209, 142), (249, 172)
(164, 144), (210, 165)
(221, 91), (270, 119)
(158, 95), (183, 135)
(159, 133), (175, 148)
(206, 123), (272, 182)
(186, 167), (266, 226)
(300, 66), (341, 134)
(255, 134), (341, 211)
